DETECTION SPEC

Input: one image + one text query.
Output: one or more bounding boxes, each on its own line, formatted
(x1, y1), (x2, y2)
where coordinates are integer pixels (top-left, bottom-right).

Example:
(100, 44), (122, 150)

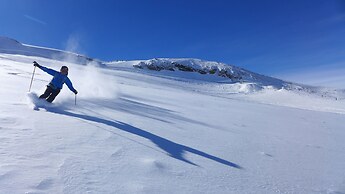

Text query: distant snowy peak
(134, 58), (289, 86)
(134, 58), (244, 80)
(131, 58), (345, 99)
(0, 36), (96, 64)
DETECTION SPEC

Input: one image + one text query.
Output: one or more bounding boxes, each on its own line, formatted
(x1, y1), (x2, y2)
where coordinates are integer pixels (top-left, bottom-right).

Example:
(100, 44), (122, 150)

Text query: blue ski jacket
(39, 66), (77, 93)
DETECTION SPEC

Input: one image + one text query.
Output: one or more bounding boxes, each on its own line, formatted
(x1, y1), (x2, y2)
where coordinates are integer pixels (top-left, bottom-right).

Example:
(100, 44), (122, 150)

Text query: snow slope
(0, 39), (345, 193)
(0, 36), (96, 65)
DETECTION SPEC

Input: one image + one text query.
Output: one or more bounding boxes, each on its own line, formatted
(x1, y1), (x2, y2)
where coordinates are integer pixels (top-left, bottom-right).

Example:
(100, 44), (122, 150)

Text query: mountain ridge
(0, 36), (96, 64)
(1, 36), (344, 97)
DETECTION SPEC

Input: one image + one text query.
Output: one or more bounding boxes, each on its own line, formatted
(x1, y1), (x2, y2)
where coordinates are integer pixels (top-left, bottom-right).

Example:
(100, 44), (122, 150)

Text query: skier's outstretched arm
(65, 77), (78, 94)
(33, 61), (58, 76)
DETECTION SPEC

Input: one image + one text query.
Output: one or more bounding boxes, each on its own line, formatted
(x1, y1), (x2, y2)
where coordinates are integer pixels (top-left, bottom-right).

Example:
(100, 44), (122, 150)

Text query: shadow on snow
(45, 105), (242, 169)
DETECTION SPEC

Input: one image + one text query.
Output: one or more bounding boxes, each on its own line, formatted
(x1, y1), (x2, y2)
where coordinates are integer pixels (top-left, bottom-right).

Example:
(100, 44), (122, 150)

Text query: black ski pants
(39, 85), (61, 103)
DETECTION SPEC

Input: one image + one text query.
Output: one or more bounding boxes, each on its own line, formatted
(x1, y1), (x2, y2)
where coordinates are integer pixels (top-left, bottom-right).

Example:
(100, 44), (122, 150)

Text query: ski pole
(28, 66), (36, 92)
(75, 94), (77, 106)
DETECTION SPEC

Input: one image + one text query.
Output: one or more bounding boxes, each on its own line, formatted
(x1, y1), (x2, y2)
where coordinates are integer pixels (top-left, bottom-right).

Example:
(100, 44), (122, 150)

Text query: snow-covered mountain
(1, 36), (343, 97)
(0, 36), (96, 64)
(133, 58), (282, 84)
(1, 37), (345, 193)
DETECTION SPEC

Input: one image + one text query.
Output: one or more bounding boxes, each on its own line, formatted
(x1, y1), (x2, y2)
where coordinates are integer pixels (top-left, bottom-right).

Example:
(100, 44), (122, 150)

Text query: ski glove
(33, 61), (41, 68)
(74, 90), (78, 95)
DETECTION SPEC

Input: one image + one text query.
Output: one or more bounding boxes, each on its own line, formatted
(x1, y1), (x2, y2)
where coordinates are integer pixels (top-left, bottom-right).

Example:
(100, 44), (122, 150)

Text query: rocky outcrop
(134, 59), (244, 81)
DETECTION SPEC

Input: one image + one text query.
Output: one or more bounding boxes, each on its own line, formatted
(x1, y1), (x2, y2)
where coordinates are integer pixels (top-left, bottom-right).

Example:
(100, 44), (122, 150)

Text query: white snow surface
(1, 38), (345, 193)
(0, 36), (96, 64)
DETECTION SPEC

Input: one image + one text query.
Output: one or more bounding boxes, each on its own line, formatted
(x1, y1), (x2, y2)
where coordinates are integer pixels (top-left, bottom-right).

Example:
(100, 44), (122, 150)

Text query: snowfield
(1, 38), (345, 193)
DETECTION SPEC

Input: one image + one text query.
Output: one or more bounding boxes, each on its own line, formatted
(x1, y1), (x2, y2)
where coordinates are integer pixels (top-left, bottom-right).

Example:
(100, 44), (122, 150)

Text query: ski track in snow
(1, 53), (345, 194)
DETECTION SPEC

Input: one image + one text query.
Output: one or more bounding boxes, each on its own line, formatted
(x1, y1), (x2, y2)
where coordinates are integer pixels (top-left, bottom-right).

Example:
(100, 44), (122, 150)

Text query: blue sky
(1, 0), (344, 88)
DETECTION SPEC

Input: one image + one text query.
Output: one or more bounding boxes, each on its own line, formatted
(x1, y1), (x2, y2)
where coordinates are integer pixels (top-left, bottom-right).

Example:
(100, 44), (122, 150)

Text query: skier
(33, 61), (78, 103)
